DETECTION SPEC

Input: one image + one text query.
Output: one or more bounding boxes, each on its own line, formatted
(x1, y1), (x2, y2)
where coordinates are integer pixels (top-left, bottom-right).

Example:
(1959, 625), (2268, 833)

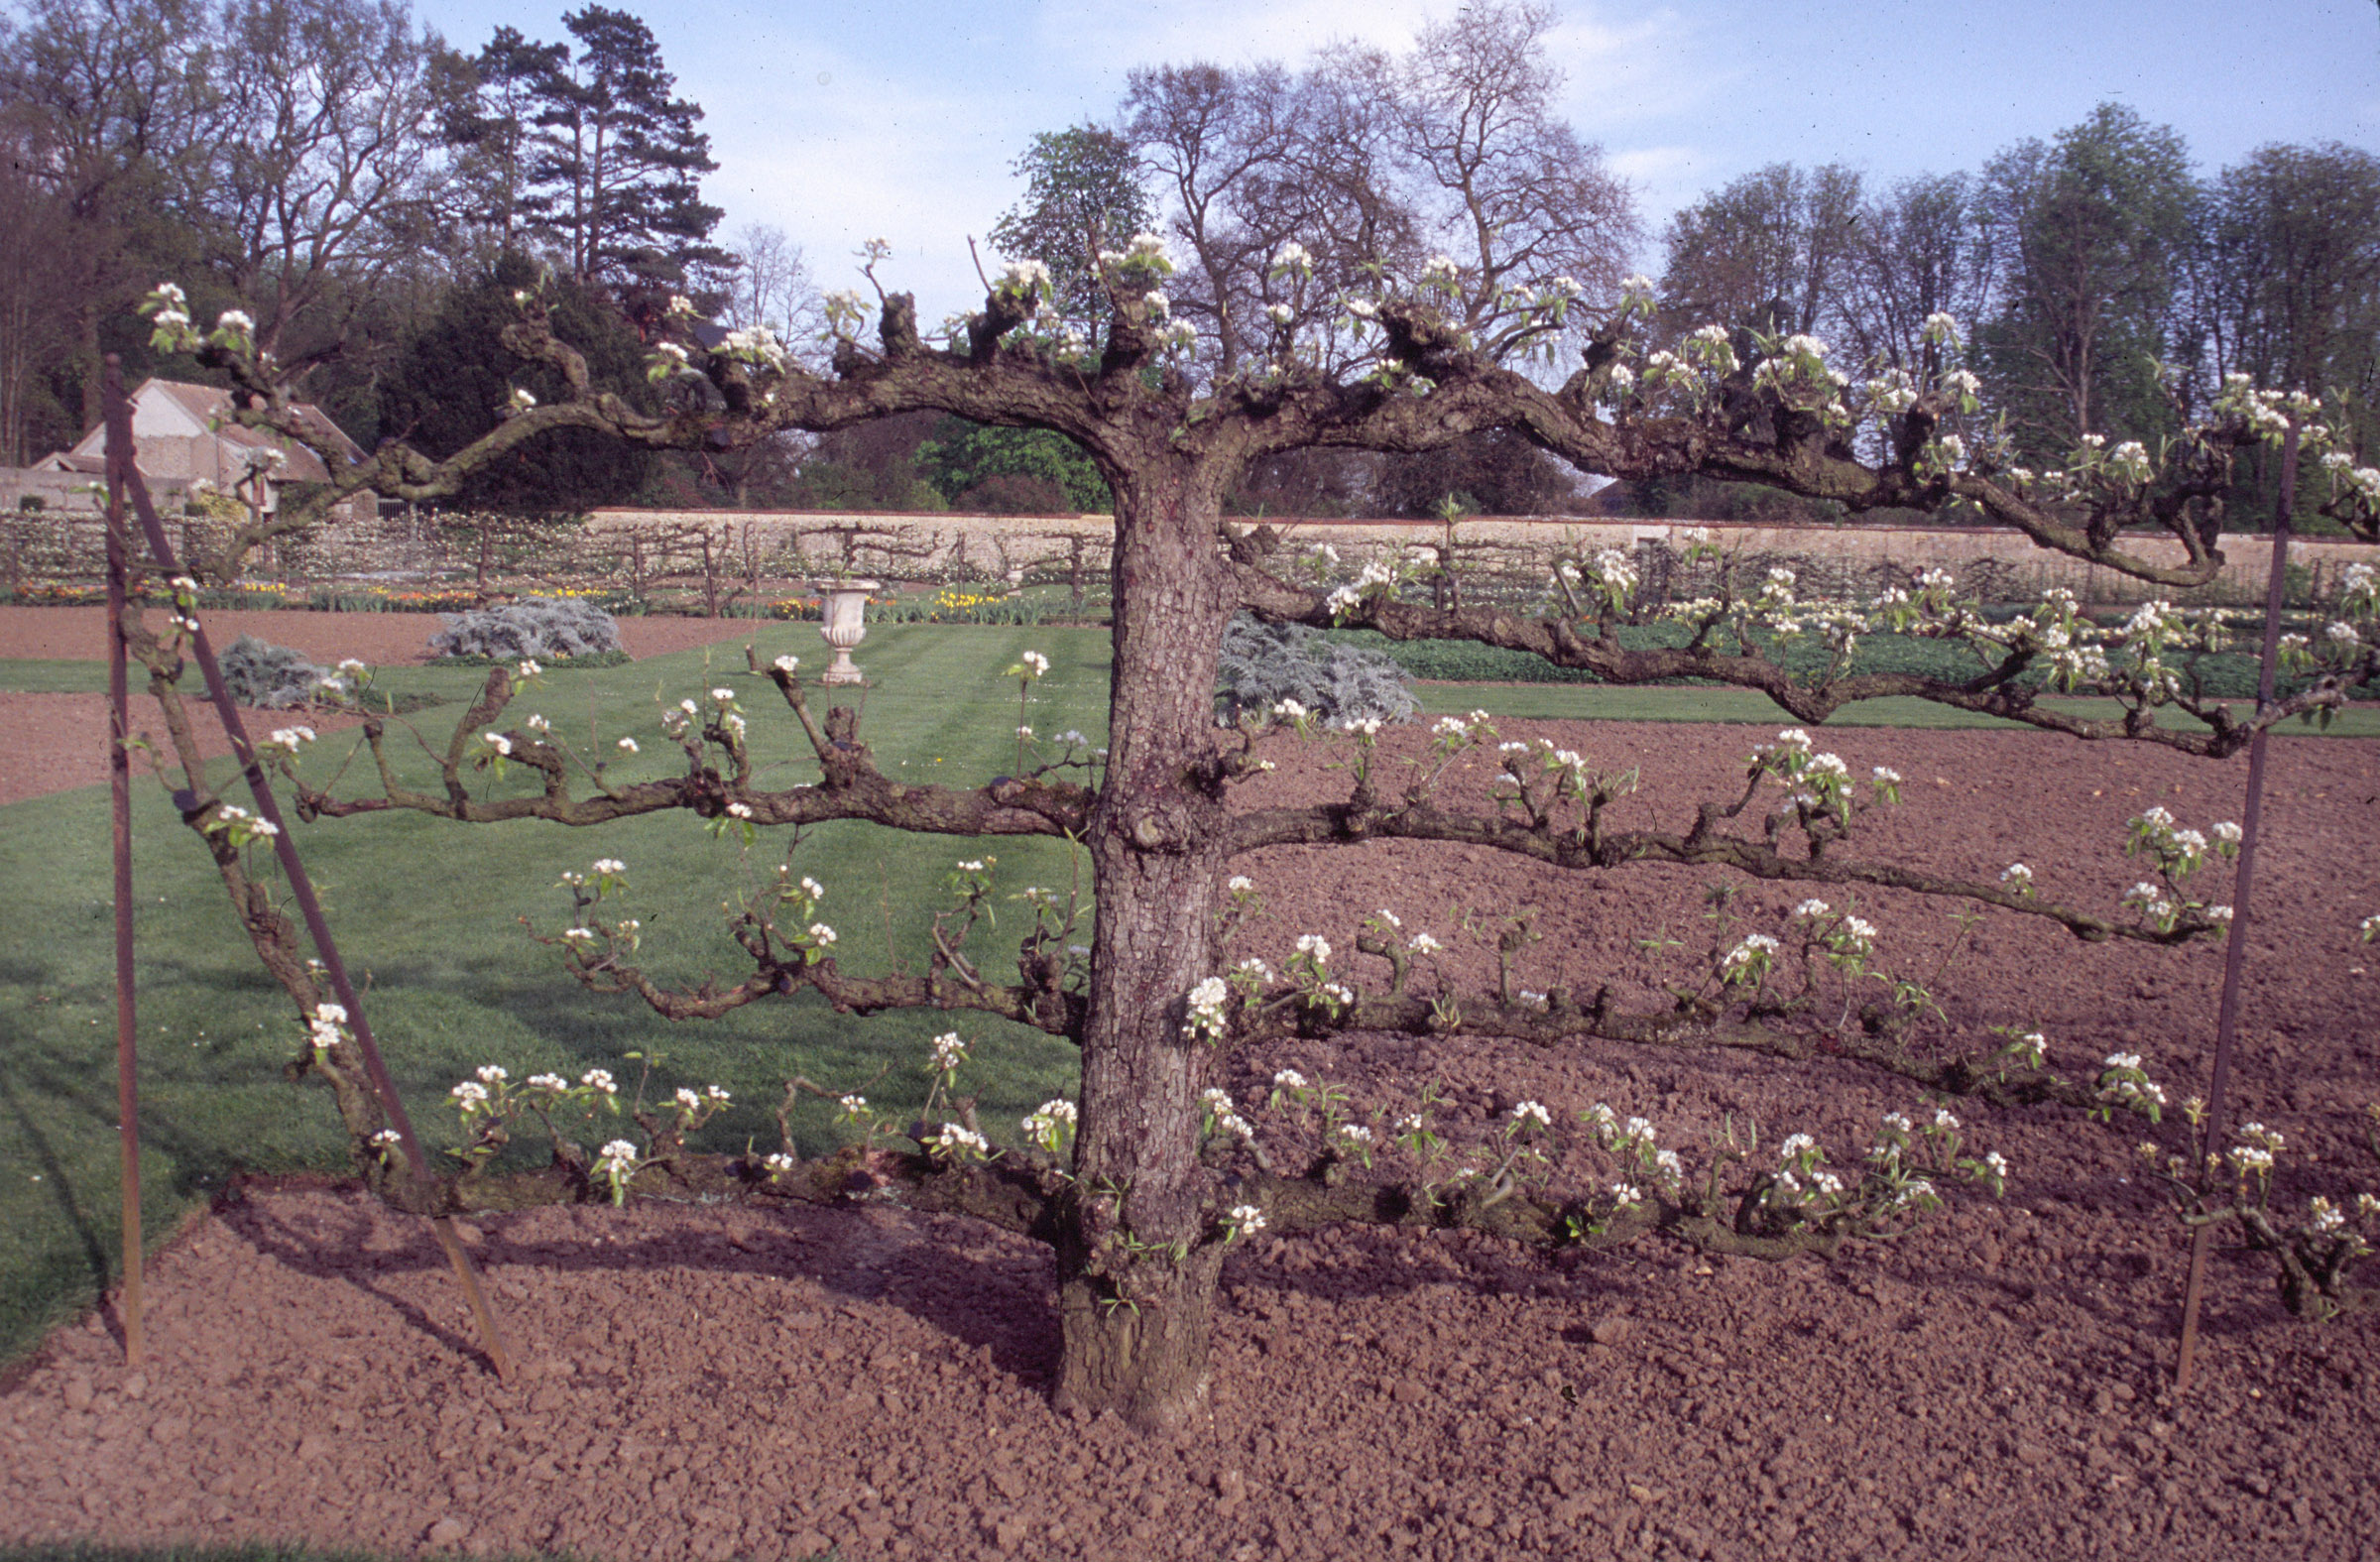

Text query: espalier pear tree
(135, 27), (2380, 1436)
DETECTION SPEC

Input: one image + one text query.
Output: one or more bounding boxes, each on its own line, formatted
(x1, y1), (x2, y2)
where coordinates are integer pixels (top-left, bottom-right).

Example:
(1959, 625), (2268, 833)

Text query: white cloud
(705, 55), (1020, 319)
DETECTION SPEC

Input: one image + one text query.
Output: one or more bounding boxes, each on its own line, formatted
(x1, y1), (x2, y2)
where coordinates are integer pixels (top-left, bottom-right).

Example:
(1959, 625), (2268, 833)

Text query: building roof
(38, 378), (366, 485)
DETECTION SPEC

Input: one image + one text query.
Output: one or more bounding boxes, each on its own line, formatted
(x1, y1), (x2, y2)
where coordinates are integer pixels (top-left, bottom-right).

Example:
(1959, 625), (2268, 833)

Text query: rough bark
(1058, 456), (1240, 1428)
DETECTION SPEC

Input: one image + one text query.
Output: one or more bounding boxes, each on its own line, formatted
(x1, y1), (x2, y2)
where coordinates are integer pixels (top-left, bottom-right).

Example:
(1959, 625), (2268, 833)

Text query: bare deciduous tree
(1659, 162), (1864, 343)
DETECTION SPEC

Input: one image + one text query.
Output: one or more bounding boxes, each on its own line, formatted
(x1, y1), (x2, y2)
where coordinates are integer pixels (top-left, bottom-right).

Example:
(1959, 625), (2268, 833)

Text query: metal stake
(104, 386), (144, 1368)
(2174, 424), (2299, 1393)
(101, 359), (513, 1380)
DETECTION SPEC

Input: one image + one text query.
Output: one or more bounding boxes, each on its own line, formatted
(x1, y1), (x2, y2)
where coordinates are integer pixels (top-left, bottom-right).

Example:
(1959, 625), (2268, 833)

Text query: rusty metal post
(2174, 424), (2299, 1393)
(103, 370), (145, 1368)
(100, 359), (513, 1380)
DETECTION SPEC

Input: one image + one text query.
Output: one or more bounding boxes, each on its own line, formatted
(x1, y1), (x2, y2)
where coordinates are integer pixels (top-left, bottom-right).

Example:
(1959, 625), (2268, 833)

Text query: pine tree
(434, 26), (571, 262)
(517, 6), (728, 303)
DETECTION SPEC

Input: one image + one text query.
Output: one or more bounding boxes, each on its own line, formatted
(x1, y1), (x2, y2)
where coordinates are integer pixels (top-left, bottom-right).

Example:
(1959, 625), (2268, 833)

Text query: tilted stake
(2174, 423), (2299, 1393)
(101, 359), (513, 1380)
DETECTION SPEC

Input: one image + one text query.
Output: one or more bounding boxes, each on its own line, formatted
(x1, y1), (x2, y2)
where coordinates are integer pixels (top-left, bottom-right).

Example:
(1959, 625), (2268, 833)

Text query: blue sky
(415, 0), (2380, 319)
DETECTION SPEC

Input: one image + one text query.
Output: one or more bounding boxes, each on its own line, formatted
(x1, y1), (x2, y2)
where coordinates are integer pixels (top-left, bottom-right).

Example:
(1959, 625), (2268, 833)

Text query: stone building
(24, 378), (371, 525)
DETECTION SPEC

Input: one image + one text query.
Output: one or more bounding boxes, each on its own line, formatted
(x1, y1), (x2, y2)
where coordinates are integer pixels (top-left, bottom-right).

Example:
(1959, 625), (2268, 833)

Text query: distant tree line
(1627, 105), (2380, 531)
(5, 0), (2372, 533)
(962, 77), (2376, 528)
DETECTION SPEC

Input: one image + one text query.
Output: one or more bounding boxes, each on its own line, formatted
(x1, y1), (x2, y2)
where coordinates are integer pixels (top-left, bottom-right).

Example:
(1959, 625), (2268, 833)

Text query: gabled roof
(45, 379), (366, 484)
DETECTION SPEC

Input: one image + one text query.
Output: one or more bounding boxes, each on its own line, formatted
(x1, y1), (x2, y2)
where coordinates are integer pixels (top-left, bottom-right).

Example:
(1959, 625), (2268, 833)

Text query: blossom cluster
(924, 1122), (992, 1162)
(1183, 976), (1233, 1044)
(2094, 1051), (2169, 1123)
(1021, 1099), (1077, 1153)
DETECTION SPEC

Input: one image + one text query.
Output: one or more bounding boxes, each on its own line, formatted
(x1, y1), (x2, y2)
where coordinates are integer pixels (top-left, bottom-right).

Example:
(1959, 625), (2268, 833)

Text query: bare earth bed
(2, 612), (2378, 1560)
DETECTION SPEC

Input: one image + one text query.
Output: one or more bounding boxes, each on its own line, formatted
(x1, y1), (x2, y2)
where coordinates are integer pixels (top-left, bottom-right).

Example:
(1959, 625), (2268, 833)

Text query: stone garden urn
(814, 578), (880, 684)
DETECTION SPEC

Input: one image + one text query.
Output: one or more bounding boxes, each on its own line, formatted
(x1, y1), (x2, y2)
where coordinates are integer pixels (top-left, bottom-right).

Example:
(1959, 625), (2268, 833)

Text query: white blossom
(928, 1122), (991, 1157)
(929, 1031), (968, 1071)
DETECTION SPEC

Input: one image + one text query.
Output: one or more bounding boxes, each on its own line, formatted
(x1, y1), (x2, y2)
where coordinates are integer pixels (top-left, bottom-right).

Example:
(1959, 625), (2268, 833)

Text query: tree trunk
(1053, 457), (1235, 1430)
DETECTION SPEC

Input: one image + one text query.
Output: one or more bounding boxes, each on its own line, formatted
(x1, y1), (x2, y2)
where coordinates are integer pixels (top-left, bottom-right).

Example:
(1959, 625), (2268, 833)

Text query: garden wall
(1264, 517), (2380, 608)
(8, 494), (2374, 610)
(590, 510), (2380, 608)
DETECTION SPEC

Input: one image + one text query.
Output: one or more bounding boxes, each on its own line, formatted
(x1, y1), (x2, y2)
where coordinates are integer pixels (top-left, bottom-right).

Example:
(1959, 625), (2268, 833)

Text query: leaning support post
(103, 375), (145, 1369)
(2174, 424), (2299, 1393)
(100, 358), (514, 1382)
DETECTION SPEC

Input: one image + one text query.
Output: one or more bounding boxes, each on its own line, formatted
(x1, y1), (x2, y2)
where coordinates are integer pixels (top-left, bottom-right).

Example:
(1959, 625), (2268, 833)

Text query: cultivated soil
(3, 609), (2379, 1561)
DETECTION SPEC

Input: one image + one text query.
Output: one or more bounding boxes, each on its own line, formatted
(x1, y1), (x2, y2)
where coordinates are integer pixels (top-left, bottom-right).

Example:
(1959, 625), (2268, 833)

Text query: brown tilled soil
(0, 608), (772, 805)
(3, 611), (2378, 1561)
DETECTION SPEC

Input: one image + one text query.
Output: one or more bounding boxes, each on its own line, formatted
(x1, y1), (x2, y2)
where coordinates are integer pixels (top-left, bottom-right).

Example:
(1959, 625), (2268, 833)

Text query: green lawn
(1337, 620), (2343, 706)
(0, 624), (1107, 1367)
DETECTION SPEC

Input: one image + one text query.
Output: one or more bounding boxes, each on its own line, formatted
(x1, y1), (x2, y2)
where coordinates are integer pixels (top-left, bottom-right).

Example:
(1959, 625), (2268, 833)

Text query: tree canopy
(157, 146), (2380, 1431)
(0, 0), (743, 478)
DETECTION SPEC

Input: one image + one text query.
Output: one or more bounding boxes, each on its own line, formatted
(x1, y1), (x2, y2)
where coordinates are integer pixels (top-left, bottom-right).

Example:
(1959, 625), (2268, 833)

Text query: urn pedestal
(815, 579), (880, 685)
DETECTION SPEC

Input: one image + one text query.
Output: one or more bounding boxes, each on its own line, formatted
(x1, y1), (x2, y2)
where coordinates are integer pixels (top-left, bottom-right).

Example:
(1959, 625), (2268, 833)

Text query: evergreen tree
(917, 419), (1112, 514)
(516, 6), (728, 303)
(378, 252), (654, 514)
(433, 25), (570, 263)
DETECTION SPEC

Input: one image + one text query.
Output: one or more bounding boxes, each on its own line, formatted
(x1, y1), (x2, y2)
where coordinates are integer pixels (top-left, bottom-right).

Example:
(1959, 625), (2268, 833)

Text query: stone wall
(9, 494), (2374, 609)
(588, 510), (2376, 607)
(1256, 518), (2377, 608)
